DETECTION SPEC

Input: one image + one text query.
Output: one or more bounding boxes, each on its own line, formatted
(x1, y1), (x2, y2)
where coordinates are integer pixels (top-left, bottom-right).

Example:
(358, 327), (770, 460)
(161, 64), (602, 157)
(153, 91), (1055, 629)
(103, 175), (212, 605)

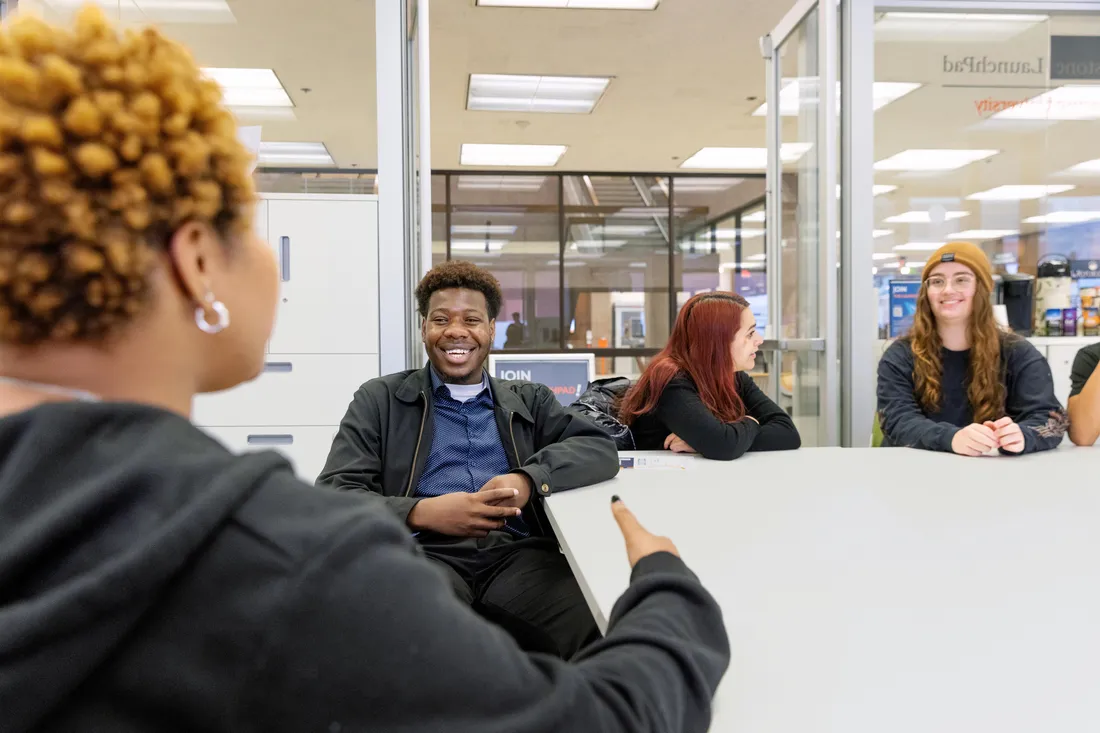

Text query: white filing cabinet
(194, 194), (380, 482)
(266, 197), (379, 355)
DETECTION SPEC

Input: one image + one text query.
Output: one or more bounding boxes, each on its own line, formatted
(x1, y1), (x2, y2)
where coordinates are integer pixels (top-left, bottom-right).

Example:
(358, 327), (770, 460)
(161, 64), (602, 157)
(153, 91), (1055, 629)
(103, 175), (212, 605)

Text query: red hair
(620, 292), (750, 425)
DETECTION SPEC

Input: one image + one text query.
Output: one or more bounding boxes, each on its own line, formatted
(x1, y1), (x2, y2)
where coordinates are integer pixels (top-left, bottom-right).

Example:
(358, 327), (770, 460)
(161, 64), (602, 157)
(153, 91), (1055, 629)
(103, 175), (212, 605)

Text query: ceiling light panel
(883, 210), (970, 223)
(203, 68), (292, 108)
(461, 144), (567, 167)
(257, 142), (334, 166)
(967, 185), (1075, 201)
(467, 74), (610, 114)
(457, 175), (547, 191)
(668, 178), (745, 192)
(992, 85), (1100, 122)
(1024, 211), (1100, 224)
(754, 80), (921, 116)
(874, 149), (998, 172)
(476, 0), (660, 7)
(949, 229), (1019, 239)
(894, 242), (947, 251)
(451, 240), (508, 252)
(681, 144), (811, 170)
(875, 12), (1047, 42)
(1064, 158), (1100, 175)
(836, 184), (898, 197)
(44, 0), (236, 23)
(451, 225), (517, 235)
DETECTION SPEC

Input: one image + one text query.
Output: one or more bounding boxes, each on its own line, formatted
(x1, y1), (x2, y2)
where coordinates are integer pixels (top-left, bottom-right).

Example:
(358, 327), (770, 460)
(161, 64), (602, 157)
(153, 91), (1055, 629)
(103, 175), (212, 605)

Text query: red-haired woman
(619, 292), (801, 460)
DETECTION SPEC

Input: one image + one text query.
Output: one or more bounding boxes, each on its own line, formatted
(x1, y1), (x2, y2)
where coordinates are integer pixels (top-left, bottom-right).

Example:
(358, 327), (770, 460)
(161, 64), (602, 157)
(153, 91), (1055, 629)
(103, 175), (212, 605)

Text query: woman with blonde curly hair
(0, 8), (728, 733)
(877, 242), (1066, 456)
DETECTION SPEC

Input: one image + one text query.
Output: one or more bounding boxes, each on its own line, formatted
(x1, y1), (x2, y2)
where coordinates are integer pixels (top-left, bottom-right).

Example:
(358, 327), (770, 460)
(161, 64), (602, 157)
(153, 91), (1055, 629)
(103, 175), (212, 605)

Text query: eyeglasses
(926, 274), (976, 292)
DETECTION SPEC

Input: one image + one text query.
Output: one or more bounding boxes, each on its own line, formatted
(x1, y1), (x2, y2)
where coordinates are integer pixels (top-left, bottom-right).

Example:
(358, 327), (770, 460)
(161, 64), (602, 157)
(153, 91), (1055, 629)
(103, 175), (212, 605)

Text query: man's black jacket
(317, 366), (620, 535)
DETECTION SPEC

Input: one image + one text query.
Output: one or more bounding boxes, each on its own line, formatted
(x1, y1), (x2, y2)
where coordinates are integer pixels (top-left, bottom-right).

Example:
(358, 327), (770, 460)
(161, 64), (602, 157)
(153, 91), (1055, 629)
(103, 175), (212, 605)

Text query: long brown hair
(904, 274), (1010, 423)
(620, 292), (750, 425)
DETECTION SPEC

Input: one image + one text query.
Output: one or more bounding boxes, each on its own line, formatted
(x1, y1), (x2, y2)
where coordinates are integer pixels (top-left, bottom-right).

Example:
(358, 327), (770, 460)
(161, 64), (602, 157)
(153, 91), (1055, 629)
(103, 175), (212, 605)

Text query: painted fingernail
(512, 489), (519, 496)
(611, 494), (621, 504)
(515, 509), (522, 516)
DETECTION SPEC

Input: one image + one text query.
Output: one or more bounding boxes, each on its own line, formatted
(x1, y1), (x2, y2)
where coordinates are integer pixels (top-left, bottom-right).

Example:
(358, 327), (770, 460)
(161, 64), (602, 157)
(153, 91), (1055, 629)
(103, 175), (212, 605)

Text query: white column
(376, 0), (431, 374)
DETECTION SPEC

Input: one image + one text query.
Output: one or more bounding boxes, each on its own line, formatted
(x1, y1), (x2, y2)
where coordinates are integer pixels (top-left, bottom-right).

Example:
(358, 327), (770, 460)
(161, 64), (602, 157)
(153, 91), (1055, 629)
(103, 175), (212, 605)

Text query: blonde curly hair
(0, 5), (255, 345)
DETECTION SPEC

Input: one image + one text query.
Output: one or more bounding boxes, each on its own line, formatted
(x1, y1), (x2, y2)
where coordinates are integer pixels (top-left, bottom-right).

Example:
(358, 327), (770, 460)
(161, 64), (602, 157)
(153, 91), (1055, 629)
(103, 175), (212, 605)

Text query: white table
(545, 447), (1100, 733)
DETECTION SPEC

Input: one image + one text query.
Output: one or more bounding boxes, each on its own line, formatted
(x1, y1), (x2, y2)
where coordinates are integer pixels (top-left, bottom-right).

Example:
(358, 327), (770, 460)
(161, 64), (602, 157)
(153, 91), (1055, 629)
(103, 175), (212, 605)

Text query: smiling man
(318, 261), (619, 658)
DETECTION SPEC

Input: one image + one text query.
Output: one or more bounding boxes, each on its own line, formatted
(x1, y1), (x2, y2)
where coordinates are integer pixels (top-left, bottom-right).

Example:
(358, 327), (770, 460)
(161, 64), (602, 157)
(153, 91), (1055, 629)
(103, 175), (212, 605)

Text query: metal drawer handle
(263, 362), (293, 373)
(247, 434), (294, 446)
(279, 236), (290, 282)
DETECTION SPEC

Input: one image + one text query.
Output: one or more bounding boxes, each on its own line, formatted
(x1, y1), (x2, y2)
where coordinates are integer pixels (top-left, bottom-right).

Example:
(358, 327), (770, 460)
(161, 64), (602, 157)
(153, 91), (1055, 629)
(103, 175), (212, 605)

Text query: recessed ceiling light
(836, 184), (898, 197)
(754, 80), (921, 116)
(883, 12), (1047, 21)
(681, 144), (811, 170)
(668, 177), (745, 192)
(573, 239), (628, 248)
(991, 85), (1100, 121)
(457, 175), (547, 191)
(476, 0), (659, 7)
(872, 252), (896, 260)
(894, 242), (948, 252)
(1024, 211), (1100, 224)
(967, 185), (1075, 201)
(883, 210), (970, 223)
(874, 230), (894, 238)
(875, 13), (1047, 43)
(874, 149), (998, 172)
(460, 143), (567, 167)
(203, 68), (293, 108)
(451, 225), (517, 235)
(467, 74), (610, 114)
(686, 228), (765, 239)
(44, 0), (236, 22)
(451, 240), (508, 251)
(949, 229), (1019, 239)
(746, 253), (767, 261)
(591, 225), (654, 236)
(1063, 158), (1100, 175)
(257, 142), (333, 166)
(743, 211), (766, 223)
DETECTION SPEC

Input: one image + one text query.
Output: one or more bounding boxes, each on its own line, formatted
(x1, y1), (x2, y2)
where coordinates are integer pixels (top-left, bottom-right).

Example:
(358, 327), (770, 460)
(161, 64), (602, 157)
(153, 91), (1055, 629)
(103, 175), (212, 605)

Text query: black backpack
(569, 377), (635, 451)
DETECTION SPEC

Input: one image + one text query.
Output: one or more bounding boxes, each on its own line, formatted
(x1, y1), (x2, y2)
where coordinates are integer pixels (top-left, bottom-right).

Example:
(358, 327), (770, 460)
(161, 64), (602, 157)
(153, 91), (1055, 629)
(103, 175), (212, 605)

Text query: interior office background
(8, 0), (1100, 458)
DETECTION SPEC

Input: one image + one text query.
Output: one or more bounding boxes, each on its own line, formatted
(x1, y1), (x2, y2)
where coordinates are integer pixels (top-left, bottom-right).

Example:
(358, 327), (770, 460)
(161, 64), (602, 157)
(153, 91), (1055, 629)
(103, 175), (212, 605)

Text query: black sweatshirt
(630, 371), (802, 460)
(0, 402), (729, 733)
(877, 335), (1067, 453)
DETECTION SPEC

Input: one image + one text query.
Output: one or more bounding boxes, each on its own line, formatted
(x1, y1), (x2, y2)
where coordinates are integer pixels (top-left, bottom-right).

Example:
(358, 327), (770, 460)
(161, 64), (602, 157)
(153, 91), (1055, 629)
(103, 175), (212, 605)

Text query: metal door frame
(761, 0), (840, 446)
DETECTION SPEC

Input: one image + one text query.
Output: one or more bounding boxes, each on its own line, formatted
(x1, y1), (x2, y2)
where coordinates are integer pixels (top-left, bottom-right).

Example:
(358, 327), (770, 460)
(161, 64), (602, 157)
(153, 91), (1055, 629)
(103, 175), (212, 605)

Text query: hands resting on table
(663, 415), (760, 454)
(407, 472), (681, 571)
(951, 417), (1025, 457)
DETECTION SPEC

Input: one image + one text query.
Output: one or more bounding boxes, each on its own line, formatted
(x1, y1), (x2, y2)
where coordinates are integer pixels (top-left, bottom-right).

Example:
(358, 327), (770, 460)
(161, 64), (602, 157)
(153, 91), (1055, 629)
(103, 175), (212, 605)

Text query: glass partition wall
(766, 0), (1100, 447)
(860, 1), (1100, 416)
(763, 0), (843, 447)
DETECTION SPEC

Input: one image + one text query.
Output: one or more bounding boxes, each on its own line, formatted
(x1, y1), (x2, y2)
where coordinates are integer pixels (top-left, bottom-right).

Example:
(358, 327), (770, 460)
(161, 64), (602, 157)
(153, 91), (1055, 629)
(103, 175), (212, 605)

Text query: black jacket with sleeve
(629, 371), (802, 460)
(877, 334), (1068, 453)
(0, 401), (729, 733)
(317, 366), (620, 536)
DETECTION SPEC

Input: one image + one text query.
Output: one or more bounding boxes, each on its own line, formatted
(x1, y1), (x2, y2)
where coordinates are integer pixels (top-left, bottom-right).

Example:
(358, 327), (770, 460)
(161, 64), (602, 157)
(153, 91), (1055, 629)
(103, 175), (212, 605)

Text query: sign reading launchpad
(940, 36), (1100, 81)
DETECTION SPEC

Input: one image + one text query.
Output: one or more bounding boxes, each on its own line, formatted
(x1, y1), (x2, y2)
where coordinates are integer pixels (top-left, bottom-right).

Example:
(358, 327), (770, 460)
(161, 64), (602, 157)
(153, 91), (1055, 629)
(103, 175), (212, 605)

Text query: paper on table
(618, 454), (699, 470)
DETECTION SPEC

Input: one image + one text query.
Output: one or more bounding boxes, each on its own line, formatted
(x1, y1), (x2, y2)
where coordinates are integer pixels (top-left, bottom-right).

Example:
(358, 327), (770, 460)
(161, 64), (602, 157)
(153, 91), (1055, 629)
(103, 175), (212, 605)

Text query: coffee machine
(993, 273), (1035, 335)
(1033, 254), (1073, 336)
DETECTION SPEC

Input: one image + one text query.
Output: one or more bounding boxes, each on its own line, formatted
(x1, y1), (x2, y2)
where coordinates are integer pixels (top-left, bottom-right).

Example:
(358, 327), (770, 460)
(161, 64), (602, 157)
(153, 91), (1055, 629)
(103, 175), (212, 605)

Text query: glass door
(763, 0), (841, 446)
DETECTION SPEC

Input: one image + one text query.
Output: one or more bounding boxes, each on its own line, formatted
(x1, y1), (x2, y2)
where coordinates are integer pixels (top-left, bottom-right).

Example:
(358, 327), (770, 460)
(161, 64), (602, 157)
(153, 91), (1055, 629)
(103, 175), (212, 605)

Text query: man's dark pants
(419, 531), (600, 659)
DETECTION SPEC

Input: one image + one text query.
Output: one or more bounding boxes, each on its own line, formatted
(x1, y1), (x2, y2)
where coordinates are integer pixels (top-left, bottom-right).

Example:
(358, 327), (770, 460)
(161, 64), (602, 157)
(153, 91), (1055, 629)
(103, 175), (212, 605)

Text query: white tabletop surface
(545, 447), (1100, 733)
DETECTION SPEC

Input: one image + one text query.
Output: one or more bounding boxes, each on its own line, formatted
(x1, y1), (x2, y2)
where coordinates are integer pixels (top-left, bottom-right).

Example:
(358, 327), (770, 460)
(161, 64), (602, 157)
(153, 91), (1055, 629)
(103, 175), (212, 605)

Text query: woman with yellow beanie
(877, 242), (1067, 455)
